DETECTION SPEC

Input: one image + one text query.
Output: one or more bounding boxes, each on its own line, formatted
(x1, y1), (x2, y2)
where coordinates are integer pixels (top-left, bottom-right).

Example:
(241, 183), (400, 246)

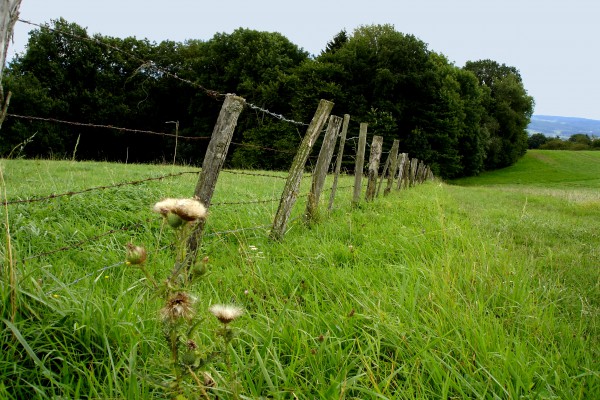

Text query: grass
(1, 150), (598, 399)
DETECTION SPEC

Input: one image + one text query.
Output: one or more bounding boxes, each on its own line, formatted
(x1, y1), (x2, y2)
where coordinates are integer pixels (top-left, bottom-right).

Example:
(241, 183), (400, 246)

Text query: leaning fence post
(305, 114), (343, 222)
(328, 114), (350, 211)
(352, 123), (368, 207)
(365, 135), (383, 202)
(186, 94), (245, 263)
(384, 139), (400, 196)
(271, 99), (334, 240)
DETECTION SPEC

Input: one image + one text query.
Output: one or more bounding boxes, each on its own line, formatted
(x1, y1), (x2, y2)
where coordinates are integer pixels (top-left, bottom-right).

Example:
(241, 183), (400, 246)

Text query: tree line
(528, 133), (600, 150)
(1, 19), (534, 178)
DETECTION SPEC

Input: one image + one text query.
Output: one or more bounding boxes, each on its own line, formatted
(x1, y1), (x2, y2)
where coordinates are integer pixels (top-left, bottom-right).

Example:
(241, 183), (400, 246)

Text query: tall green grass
(1, 152), (598, 398)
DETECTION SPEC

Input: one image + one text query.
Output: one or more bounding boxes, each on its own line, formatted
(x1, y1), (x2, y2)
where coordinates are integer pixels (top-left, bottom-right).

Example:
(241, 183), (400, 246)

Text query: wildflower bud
(186, 339), (198, 350)
(126, 243), (147, 265)
(166, 212), (185, 228)
(181, 351), (198, 366)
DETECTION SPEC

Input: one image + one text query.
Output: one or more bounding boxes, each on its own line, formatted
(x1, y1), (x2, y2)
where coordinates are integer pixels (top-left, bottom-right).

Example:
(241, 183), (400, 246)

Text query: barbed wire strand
(220, 169), (287, 180)
(46, 261), (124, 295)
(17, 19), (308, 126)
(3, 170), (199, 206)
(6, 113), (211, 141)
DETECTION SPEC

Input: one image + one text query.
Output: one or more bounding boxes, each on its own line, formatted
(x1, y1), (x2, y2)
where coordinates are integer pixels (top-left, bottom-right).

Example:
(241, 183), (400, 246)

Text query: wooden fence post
(418, 161), (425, 183)
(186, 94), (245, 262)
(384, 139), (400, 196)
(376, 150), (391, 198)
(0, 0), (21, 129)
(305, 114), (343, 222)
(402, 156), (409, 188)
(352, 123), (368, 207)
(328, 113), (350, 211)
(396, 152), (407, 190)
(365, 135), (383, 202)
(271, 99), (334, 240)
(409, 158), (418, 187)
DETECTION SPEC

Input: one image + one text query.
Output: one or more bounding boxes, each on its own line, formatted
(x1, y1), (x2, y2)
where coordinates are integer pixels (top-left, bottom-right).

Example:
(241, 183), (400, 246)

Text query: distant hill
(527, 115), (600, 138)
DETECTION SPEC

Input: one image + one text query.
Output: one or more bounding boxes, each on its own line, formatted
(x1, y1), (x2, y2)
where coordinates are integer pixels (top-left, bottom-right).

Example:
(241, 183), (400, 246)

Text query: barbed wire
(17, 18), (224, 100)
(6, 113), (212, 141)
(246, 102), (308, 126)
(211, 197), (280, 207)
(220, 169), (287, 180)
(3, 170), (199, 206)
(16, 19), (308, 126)
(231, 141), (298, 155)
(46, 261), (125, 295)
(20, 220), (151, 263)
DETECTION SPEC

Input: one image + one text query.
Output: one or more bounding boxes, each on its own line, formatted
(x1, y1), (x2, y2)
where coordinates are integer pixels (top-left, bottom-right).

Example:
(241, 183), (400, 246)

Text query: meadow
(1, 150), (598, 399)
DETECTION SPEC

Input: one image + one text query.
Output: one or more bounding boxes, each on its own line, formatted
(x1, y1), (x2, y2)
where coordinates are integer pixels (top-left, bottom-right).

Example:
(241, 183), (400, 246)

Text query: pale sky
(8, 0), (600, 120)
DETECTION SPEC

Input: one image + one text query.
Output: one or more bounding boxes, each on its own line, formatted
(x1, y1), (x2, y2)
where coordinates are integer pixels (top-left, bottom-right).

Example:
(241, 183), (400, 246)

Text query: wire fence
(3, 18), (433, 297)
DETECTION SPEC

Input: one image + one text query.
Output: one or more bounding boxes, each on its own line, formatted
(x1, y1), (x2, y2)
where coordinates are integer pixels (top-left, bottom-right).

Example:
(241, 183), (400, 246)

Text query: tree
(568, 133), (592, 146)
(322, 29), (348, 55)
(528, 133), (549, 149)
(464, 60), (534, 169)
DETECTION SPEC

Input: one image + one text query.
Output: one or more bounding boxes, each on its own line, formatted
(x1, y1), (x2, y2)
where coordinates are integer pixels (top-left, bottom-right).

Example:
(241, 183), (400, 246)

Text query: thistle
(153, 197), (207, 227)
(125, 243), (147, 265)
(208, 304), (244, 325)
(160, 292), (196, 323)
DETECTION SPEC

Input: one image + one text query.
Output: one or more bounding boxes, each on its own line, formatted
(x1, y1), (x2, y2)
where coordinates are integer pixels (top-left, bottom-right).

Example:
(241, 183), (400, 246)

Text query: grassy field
(1, 150), (598, 399)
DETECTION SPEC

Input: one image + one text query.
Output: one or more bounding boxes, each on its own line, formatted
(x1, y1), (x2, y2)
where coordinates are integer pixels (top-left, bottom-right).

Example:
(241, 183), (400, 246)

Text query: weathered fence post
(328, 114), (350, 211)
(271, 99), (334, 240)
(418, 161), (425, 183)
(305, 114), (343, 222)
(0, 0), (21, 129)
(396, 152), (407, 190)
(352, 123), (368, 207)
(186, 94), (245, 262)
(365, 135), (383, 202)
(376, 150), (391, 198)
(409, 158), (418, 187)
(384, 139), (400, 196)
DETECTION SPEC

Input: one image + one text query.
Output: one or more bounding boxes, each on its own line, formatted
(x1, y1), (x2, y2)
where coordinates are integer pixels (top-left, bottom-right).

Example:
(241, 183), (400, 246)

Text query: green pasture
(1, 151), (598, 399)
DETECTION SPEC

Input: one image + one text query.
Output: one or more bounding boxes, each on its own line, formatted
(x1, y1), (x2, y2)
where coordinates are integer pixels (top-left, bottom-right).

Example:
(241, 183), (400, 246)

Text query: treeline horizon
(2, 19), (534, 178)
(528, 133), (600, 151)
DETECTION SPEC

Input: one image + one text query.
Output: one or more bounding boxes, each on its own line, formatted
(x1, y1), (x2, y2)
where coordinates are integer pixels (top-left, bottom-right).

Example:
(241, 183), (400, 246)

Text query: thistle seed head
(209, 304), (244, 324)
(160, 292), (196, 323)
(153, 198), (207, 223)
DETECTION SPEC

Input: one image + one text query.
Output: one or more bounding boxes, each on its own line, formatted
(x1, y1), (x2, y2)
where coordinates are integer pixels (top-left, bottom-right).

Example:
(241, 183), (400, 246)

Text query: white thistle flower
(209, 304), (244, 324)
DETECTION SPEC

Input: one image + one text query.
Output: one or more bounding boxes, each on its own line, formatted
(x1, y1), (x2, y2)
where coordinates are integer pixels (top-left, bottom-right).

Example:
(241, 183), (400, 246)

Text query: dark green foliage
(528, 133), (549, 149)
(537, 133), (600, 150)
(2, 21), (536, 177)
(464, 60), (534, 169)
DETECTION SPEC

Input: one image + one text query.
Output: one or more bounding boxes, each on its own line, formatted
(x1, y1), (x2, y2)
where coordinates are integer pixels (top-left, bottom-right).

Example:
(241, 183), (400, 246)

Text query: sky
(7, 0), (600, 120)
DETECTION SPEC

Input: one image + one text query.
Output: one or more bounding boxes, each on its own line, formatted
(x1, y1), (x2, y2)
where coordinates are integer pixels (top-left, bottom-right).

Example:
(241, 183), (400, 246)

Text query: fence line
(6, 113), (212, 141)
(3, 170), (199, 206)
(6, 20), (436, 297)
